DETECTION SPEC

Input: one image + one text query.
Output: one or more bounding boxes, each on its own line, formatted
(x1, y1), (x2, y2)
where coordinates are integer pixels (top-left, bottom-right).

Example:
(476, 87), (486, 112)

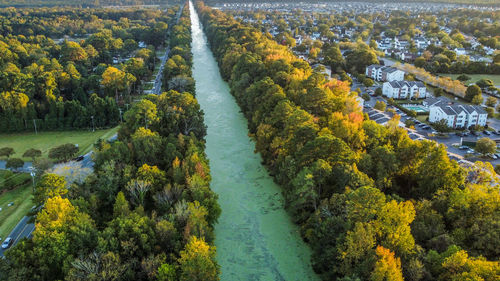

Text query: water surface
(189, 3), (319, 281)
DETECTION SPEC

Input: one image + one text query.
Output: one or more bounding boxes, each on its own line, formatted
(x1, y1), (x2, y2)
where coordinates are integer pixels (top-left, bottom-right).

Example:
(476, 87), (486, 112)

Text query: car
(494, 153), (500, 158)
(423, 126), (431, 130)
(484, 131), (491, 135)
(470, 131), (478, 136)
(2, 237), (13, 249)
(493, 131), (500, 135)
(467, 149), (475, 154)
(74, 155), (84, 162)
(490, 154), (498, 160)
(456, 132), (463, 136)
(7, 202), (14, 207)
(459, 145), (469, 150)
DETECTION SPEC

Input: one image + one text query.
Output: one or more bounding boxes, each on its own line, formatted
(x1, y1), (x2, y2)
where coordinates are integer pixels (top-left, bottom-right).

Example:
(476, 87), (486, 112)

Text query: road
(149, 5), (184, 95)
(0, 216), (35, 257)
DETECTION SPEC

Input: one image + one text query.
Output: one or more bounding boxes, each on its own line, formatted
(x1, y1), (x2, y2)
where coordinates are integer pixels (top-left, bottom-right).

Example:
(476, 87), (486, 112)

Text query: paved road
(149, 5), (184, 95)
(0, 216), (35, 257)
(0, 161), (33, 173)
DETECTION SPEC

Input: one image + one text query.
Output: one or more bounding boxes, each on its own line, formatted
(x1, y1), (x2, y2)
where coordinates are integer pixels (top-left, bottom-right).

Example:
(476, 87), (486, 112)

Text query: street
(147, 5), (184, 96)
(0, 216), (35, 258)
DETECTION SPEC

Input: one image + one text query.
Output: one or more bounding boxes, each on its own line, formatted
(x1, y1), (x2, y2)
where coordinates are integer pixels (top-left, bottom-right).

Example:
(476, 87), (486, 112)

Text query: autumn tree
(178, 236), (219, 281)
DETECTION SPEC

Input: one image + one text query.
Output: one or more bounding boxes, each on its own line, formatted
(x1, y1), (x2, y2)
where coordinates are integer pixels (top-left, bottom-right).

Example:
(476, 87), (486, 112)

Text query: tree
(0, 147), (14, 158)
(48, 143), (78, 162)
(178, 236), (219, 281)
(364, 78), (374, 87)
(101, 66), (136, 101)
(23, 148), (42, 161)
(476, 78), (494, 89)
(456, 74), (471, 82)
(34, 173), (67, 206)
(475, 137), (496, 156)
(157, 263), (176, 281)
(471, 94), (483, 105)
(5, 158), (24, 171)
(465, 85), (482, 102)
(113, 191), (130, 217)
(371, 246), (404, 281)
(486, 96), (497, 107)
(374, 101), (386, 111)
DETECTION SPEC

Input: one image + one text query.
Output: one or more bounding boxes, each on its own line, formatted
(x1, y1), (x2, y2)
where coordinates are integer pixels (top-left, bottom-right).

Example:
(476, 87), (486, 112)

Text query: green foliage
(0, 147), (14, 158)
(48, 143), (78, 162)
(475, 137), (496, 155)
(5, 158), (24, 171)
(22, 148), (41, 161)
(465, 85), (482, 102)
(374, 101), (386, 111)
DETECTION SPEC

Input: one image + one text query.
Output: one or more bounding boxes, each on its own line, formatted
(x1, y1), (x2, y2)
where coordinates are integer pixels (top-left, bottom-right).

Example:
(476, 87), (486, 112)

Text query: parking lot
(363, 104), (500, 166)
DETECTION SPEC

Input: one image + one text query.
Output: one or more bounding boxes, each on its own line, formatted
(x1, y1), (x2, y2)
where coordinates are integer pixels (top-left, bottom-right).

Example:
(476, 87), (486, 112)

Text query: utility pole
(33, 119), (37, 135)
(91, 116), (95, 132)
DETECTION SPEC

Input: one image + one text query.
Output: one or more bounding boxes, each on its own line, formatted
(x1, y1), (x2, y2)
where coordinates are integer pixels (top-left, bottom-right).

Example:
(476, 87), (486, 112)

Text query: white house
(382, 81), (427, 99)
(414, 36), (430, 49)
(365, 65), (405, 82)
(429, 104), (487, 129)
(454, 48), (467, 56)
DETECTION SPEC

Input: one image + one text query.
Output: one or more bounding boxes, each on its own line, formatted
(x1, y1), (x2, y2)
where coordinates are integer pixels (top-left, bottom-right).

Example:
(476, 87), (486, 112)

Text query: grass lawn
(439, 74), (500, 86)
(0, 171), (33, 238)
(416, 115), (429, 123)
(0, 127), (119, 161)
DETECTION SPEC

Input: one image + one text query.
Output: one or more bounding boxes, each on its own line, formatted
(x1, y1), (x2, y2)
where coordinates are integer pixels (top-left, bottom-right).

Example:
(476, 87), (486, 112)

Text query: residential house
(429, 104), (487, 129)
(366, 65), (405, 82)
(382, 80), (427, 99)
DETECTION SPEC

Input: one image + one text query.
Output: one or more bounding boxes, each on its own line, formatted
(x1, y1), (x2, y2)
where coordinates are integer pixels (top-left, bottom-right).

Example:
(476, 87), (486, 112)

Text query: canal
(189, 2), (319, 281)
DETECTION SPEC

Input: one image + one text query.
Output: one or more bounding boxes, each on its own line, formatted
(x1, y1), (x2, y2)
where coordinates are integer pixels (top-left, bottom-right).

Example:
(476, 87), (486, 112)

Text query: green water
(189, 3), (319, 281)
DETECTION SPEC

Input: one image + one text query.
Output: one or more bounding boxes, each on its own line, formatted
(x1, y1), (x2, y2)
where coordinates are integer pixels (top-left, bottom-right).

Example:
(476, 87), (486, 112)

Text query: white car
(2, 237), (13, 249)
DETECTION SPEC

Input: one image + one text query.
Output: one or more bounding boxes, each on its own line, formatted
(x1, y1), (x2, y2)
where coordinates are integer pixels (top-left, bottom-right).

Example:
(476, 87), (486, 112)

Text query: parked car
(467, 149), (475, 154)
(490, 154), (498, 159)
(484, 130), (491, 136)
(470, 131), (478, 136)
(459, 146), (469, 150)
(2, 237), (13, 249)
(73, 155), (84, 162)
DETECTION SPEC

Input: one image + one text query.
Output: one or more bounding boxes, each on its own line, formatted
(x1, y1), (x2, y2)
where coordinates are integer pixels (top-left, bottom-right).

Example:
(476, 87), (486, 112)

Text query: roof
(432, 104), (488, 116)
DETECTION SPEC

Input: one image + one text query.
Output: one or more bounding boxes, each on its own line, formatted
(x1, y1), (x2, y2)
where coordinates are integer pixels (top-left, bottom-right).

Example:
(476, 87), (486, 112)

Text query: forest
(0, 3), (220, 281)
(0, 6), (178, 132)
(196, 1), (500, 280)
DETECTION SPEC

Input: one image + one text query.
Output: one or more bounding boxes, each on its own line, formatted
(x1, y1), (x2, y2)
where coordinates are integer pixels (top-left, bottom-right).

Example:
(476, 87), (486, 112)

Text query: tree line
(162, 5), (195, 94)
(196, 1), (499, 280)
(1, 2), (221, 280)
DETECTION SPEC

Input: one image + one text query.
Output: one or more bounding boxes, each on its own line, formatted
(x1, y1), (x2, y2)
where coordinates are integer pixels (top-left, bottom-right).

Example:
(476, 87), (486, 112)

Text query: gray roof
(433, 104), (487, 116)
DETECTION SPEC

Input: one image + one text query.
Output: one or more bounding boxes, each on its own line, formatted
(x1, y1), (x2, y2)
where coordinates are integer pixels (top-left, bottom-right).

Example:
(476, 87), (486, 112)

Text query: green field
(0, 171), (33, 239)
(439, 74), (500, 86)
(0, 127), (119, 161)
